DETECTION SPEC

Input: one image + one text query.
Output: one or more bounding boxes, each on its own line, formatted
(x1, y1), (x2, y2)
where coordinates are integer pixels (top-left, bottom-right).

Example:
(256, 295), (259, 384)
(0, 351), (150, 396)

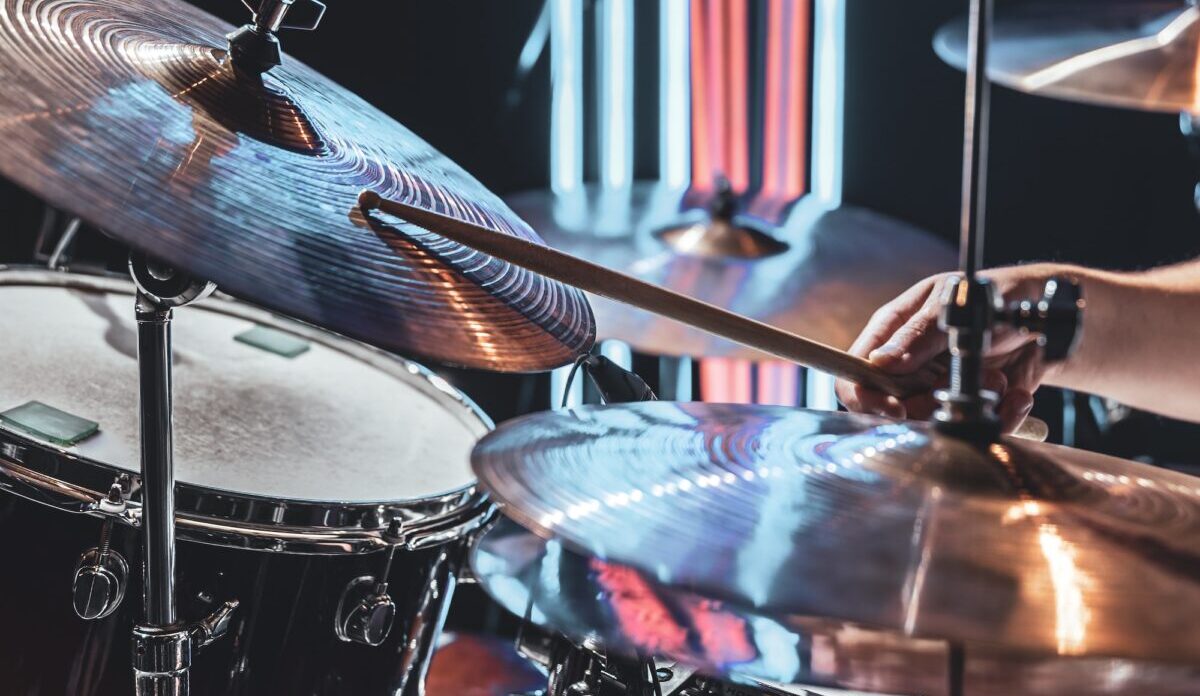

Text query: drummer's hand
(835, 265), (1059, 434)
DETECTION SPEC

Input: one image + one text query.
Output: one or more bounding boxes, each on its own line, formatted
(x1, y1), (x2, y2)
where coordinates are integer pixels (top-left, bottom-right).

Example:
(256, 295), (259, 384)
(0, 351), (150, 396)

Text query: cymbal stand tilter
(226, 0), (326, 74)
(127, 253), (237, 696)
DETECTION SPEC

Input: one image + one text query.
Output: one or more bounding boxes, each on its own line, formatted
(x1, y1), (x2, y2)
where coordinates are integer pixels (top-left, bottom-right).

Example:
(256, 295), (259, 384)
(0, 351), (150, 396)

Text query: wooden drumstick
(358, 190), (941, 399)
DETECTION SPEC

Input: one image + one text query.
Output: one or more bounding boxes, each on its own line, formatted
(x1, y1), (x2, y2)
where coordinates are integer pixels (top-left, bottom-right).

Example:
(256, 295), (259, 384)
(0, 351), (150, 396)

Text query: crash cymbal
(472, 402), (1200, 666)
(934, 2), (1200, 114)
(0, 0), (594, 372)
(505, 183), (955, 357)
(472, 516), (1200, 696)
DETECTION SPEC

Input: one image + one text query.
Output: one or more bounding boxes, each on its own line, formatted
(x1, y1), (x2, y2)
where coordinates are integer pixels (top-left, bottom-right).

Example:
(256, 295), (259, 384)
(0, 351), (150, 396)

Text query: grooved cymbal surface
(0, 0), (594, 371)
(935, 2), (1200, 114)
(472, 402), (1200, 664)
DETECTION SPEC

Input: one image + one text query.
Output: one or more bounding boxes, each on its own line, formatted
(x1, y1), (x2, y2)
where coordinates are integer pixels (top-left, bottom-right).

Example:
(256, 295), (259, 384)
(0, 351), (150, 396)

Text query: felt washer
(0, 268), (493, 553)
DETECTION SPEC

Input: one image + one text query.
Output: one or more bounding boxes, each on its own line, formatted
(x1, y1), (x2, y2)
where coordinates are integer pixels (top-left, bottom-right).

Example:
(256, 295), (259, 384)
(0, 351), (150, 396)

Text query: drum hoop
(0, 266), (494, 554)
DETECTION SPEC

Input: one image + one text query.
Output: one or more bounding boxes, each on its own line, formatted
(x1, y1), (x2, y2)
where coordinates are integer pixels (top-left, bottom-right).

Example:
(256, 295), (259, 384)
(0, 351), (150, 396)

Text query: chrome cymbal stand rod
(128, 253), (236, 696)
(935, 0), (1000, 435)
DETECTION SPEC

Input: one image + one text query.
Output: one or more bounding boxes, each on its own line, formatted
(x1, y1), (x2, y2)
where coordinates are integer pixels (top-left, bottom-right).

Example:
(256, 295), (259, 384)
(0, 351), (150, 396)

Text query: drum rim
(0, 266), (494, 554)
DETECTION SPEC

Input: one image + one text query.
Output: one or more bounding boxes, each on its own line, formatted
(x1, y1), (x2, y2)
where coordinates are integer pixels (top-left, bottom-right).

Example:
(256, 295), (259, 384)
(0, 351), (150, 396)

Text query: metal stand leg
(128, 253), (235, 696)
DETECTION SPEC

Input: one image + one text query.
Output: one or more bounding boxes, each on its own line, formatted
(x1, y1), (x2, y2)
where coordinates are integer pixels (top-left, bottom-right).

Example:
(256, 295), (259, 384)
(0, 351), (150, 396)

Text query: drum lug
(71, 525), (128, 621)
(72, 486), (130, 621)
(333, 576), (396, 647)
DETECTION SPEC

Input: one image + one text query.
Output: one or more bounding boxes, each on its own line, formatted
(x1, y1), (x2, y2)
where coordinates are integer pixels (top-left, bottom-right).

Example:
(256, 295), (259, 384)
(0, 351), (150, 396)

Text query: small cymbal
(472, 515), (1200, 695)
(472, 402), (1200, 665)
(934, 2), (1200, 114)
(505, 183), (955, 357)
(0, 0), (594, 372)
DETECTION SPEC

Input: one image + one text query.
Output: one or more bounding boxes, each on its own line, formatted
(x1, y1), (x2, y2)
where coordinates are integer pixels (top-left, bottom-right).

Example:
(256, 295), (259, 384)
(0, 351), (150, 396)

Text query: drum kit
(0, 1), (1198, 696)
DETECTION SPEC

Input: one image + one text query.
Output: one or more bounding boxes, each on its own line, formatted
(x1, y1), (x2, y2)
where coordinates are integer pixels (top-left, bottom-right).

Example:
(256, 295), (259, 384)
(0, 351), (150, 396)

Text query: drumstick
(358, 190), (940, 399)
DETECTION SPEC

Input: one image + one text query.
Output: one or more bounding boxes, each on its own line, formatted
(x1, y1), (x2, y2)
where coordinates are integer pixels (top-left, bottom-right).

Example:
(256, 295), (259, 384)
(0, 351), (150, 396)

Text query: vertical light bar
(659, 356), (694, 401)
(689, 0), (713, 189)
(552, 363), (584, 409)
(725, 0), (750, 191)
(599, 339), (634, 370)
(700, 358), (753, 404)
(551, 0), (584, 195)
(812, 0), (845, 206)
(757, 362), (800, 406)
(660, 0), (691, 189)
(598, 0), (635, 191)
(805, 369), (838, 411)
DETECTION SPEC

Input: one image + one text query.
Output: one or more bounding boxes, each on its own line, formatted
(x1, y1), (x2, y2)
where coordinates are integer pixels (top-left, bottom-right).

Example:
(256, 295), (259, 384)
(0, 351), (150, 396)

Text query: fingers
(837, 274), (949, 416)
(867, 280), (951, 375)
(998, 388), (1036, 435)
(839, 383), (906, 419)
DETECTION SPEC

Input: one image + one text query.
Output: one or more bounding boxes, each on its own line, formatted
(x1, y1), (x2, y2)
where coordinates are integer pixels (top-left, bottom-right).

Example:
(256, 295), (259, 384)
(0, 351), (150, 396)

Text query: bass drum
(0, 269), (493, 695)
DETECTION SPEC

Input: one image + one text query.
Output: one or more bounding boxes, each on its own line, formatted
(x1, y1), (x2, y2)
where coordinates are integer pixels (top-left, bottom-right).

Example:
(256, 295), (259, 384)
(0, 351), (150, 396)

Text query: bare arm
(1047, 259), (1200, 420)
(835, 258), (1200, 429)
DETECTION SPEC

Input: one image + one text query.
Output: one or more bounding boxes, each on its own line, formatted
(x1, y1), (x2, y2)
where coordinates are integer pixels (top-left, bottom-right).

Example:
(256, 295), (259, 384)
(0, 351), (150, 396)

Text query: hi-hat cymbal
(505, 184), (955, 357)
(472, 516), (1200, 695)
(472, 402), (1200, 666)
(934, 2), (1200, 114)
(0, 0), (594, 372)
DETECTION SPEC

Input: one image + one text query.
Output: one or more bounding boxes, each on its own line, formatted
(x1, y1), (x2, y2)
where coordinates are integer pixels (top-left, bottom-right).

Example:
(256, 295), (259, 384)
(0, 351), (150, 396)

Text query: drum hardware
(227, 0), (327, 74)
(72, 480), (133, 620)
(128, 252), (233, 696)
(0, 268), (498, 693)
(334, 519), (405, 646)
(46, 217), (82, 271)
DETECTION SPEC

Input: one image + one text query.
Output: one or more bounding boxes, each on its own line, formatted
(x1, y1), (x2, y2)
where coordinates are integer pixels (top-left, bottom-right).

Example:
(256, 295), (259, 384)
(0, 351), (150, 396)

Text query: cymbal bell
(0, 0), (595, 372)
(934, 2), (1200, 114)
(472, 402), (1200, 667)
(505, 183), (956, 358)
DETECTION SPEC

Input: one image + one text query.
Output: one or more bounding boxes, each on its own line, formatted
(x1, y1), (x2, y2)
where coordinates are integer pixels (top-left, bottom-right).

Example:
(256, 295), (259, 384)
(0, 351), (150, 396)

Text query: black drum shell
(0, 491), (464, 696)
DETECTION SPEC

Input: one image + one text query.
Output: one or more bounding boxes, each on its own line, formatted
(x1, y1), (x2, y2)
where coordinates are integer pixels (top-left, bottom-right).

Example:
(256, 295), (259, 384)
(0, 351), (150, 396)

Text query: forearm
(1042, 259), (1200, 421)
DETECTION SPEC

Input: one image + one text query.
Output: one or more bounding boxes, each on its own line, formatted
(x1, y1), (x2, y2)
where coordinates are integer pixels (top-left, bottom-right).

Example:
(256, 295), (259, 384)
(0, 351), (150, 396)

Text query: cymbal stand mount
(128, 253), (237, 696)
(935, 0), (1083, 439)
(227, 0), (326, 74)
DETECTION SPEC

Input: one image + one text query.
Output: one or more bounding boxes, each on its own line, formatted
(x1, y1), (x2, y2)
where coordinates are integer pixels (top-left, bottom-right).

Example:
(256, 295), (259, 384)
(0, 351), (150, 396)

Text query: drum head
(0, 272), (488, 504)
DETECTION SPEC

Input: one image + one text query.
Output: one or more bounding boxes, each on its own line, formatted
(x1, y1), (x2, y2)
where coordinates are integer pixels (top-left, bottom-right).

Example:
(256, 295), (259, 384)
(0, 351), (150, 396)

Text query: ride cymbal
(505, 184), (955, 357)
(472, 402), (1200, 665)
(0, 0), (594, 371)
(934, 2), (1200, 114)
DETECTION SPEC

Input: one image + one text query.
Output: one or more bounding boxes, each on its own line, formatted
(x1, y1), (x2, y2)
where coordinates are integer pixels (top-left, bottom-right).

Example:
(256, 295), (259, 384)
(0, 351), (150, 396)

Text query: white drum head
(0, 279), (488, 503)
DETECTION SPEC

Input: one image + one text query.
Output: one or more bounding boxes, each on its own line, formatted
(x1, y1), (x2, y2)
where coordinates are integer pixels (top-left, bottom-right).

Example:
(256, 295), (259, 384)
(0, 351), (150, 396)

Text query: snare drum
(0, 269), (493, 695)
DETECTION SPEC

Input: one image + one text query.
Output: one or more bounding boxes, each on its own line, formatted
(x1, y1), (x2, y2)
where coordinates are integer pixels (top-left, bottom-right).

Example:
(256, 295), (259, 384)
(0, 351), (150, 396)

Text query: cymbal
(472, 516), (1200, 695)
(505, 183), (955, 357)
(472, 402), (1200, 666)
(0, 0), (594, 372)
(934, 2), (1200, 114)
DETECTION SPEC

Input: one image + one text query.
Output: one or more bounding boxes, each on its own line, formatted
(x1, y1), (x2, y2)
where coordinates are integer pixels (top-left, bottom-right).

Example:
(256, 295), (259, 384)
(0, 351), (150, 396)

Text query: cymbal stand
(128, 252), (237, 696)
(934, 0), (1083, 440)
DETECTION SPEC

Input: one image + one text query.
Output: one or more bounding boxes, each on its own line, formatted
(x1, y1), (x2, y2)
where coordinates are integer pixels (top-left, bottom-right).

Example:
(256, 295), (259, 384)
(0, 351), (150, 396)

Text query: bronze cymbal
(934, 2), (1200, 114)
(472, 515), (1200, 695)
(0, 0), (594, 372)
(472, 402), (1200, 666)
(505, 183), (955, 357)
